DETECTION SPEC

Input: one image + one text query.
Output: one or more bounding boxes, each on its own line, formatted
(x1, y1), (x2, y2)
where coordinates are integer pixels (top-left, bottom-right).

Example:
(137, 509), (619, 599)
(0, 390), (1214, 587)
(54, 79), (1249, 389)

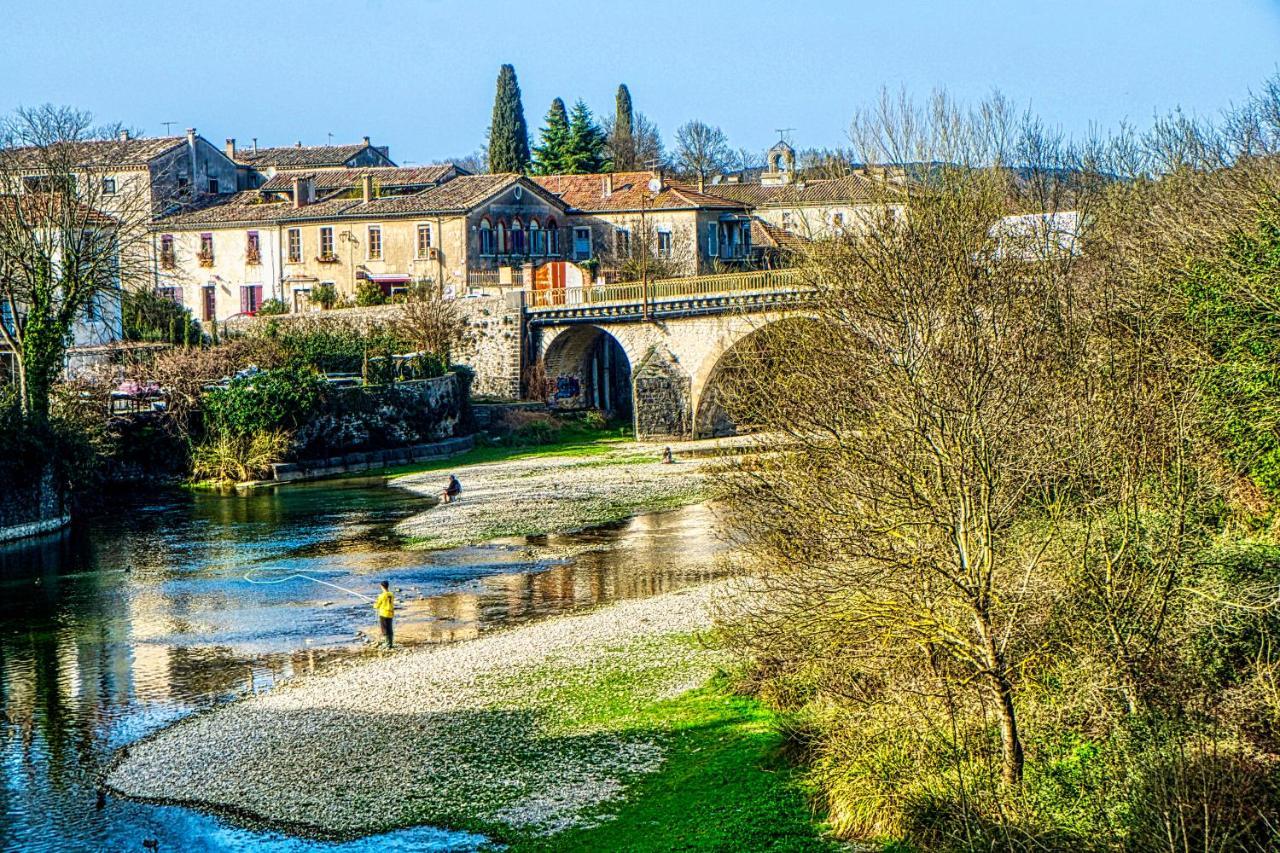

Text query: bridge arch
(540, 324), (634, 418)
(691, 314), (824, 438)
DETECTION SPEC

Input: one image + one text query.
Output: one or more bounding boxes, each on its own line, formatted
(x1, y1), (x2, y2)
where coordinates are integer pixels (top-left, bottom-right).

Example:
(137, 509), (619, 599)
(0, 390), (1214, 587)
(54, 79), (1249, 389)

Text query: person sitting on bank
(441, 474), (463, 504)
(661, 446), (675, 464)
(374, 580), (394, 649)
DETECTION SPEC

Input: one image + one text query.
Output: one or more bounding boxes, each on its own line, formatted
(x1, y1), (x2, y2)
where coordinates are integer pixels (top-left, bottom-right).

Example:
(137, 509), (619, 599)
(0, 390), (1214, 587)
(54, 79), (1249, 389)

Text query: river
(0, 477), (723, 852)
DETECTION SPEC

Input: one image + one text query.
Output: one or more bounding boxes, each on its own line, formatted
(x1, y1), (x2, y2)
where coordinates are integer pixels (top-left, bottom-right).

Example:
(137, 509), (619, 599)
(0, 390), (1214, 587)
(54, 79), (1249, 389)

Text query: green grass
(506, 682), (836, 852)
(380, 424), (635, 480)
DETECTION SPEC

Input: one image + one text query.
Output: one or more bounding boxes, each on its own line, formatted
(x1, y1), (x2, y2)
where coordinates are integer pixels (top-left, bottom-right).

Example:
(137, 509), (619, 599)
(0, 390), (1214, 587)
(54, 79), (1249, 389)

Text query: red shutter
(252, 285), (263, 313)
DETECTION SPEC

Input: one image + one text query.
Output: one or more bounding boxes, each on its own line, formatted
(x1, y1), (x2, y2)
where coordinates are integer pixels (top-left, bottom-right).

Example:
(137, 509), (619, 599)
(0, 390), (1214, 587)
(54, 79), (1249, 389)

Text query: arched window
(495, 219), (507, 255)
(546, 217), (558, 256)
(479, 217), (494, 256)
(529, 218), (542, 255)
(511, 217), (525, 255)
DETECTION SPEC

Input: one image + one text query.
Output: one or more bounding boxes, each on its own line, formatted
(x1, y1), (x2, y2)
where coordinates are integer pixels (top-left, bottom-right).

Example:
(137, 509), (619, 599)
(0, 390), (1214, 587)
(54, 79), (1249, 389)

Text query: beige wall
(156, 225), (283, 321)
(753, 202), (906, 240)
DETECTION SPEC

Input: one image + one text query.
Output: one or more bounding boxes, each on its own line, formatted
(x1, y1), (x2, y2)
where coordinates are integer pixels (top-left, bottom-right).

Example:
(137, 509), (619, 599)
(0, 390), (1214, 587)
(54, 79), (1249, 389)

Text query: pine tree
(532, 98), (572, 175)
(487, 64), (530, 173)
(563, 100), (608, 175)
(611, 84), (636, 171)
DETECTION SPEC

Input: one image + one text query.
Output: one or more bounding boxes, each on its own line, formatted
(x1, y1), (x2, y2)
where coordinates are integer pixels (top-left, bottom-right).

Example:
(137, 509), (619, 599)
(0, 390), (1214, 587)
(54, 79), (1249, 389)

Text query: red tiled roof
(0, 193), (117, 227)
(750, 218), (809, 252)
(532, 171), (745, 212)
(702, 173), (889, 206)
(155, 175), (561, 229)
(233, 142), (392, 169)
(258, 164), (464, 193)
(2, 136), (186, 170)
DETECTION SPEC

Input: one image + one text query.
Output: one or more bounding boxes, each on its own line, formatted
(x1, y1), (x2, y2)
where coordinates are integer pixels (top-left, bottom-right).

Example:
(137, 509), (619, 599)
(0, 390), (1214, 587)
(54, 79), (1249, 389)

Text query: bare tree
(393, 279), (466, 358)
(604, 111), (665, 171)
(0, 105), (157, 423)
(673, 120), (731, 183)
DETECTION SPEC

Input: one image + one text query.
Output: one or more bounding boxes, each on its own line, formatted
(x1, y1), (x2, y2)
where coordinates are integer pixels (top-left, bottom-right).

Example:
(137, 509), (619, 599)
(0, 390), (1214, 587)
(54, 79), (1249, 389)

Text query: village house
(707, 140), (903, 241)
(532, 171), (753, 279)
(153, 171), (571, 321)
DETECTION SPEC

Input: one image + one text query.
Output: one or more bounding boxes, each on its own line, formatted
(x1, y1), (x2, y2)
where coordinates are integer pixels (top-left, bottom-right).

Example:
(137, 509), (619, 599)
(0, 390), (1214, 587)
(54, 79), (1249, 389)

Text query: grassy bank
(382, 423), (634, 480)
(508, 682), (836, 853)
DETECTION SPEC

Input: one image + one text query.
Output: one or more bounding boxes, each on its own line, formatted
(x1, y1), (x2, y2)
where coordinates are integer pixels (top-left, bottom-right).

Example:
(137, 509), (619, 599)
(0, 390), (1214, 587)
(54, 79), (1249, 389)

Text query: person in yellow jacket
(374, 580), (395, 648)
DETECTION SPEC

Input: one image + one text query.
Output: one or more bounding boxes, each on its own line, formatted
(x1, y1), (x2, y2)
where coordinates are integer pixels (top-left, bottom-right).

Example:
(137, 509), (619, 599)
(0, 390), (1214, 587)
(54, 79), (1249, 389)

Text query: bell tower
(761, 134), (796, 186)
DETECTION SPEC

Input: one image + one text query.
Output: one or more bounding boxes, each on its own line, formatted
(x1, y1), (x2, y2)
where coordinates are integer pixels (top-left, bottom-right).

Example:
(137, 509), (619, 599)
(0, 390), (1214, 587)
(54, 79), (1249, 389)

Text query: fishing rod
(242, 569), (375, 602)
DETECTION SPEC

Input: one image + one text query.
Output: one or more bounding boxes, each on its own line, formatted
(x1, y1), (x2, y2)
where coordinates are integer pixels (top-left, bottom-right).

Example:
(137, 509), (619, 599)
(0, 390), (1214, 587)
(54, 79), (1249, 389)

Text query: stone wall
(292, 373), (461, 460)
(225, 293), (525, 400)
(0, 465), (70, 543)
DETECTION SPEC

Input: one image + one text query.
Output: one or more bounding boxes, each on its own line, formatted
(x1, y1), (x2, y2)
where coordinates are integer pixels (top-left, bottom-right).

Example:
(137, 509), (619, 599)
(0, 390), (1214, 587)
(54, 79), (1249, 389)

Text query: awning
(366, 273), (411, 284)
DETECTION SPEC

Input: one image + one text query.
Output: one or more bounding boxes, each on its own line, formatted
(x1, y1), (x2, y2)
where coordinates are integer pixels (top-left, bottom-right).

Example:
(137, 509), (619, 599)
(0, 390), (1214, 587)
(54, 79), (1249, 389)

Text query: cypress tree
(532, 98), (572, 175)
(563, 100), (608, 175)
(612, 84), (636, 170)
(487, 64), (530, 173)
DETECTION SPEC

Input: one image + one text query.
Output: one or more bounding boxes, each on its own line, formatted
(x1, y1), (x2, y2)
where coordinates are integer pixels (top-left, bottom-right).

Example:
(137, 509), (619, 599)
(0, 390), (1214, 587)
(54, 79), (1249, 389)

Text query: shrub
(191, 430), (291, 482)
(495, 409), (561, 446)
(123, 289), (204, 346)
(355, 280), (387, 306)
(256, 298), (287, 316)
(583, 409), (609, 430)
(312, 282), (338, 309)
(202, 363), (326, 438)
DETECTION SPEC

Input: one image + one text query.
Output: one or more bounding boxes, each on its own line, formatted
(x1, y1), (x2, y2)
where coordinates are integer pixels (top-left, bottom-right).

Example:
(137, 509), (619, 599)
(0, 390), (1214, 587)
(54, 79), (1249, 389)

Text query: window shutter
(253, 285), (263, 312)
(239, 286), (248, 314)
(707, 223), (719, 257)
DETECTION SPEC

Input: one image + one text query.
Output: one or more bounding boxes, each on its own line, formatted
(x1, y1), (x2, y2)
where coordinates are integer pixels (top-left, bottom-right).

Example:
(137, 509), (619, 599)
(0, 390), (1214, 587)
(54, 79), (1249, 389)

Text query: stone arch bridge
(519, 270), (812, 439)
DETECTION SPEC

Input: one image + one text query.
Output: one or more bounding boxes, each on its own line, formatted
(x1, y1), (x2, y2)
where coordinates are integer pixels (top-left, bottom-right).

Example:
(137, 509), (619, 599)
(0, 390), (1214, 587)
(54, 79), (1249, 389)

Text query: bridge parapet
(526, 268), (806, 312)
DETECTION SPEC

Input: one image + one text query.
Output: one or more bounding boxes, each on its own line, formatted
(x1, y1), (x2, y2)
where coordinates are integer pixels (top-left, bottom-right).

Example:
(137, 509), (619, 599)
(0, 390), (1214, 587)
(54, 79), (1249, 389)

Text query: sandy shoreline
(105, 580), (731, 839)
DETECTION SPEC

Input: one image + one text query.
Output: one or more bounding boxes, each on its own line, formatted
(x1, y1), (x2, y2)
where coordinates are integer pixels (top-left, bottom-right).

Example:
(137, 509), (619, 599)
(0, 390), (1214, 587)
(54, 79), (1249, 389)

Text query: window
(157, 286), (183, 304)
(240, 284), (264, 315)
(416, 223), (433, 257)
(160, 234), (175, 269)
(287, 228), (302, 262)
(208, 178), (219, 194)
(102, 177), (116, 194)
(830, 212), (844, 229)
(246, 231), (261, 265)
(0, 302), (13, 335)
(367, 225), (382, 260)
(319, 227), (335, 260)
(614, 227), (631, 256)
(706, 222), (719, 257)
(177, 173), (189, 190)
(495, 220), (507, 255)
(529, 219), (543, 255)
(511, 218), (525, 255)
(478, 218), (494, 256)
(199, 233), (214, 266)
(781, 211), (794, 229)
(546, 218), (558, 255)
(657, 228), (673, 258)
(573, 226), (592, 261)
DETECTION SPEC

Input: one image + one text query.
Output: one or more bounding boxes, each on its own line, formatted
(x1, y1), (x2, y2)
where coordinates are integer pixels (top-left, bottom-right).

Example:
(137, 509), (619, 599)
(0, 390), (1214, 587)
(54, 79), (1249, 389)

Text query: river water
(0, 478), (723, 852)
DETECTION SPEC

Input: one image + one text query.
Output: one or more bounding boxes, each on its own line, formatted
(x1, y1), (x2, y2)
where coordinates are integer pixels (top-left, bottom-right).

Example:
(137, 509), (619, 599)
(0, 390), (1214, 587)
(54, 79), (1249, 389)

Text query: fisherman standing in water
(374, 580), (395, 649)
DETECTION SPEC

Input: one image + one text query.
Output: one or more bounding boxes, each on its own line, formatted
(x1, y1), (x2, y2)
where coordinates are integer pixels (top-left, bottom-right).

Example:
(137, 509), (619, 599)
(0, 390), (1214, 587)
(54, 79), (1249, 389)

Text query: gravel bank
(105, 581), (733, 840)
(393, 437), (748, 549)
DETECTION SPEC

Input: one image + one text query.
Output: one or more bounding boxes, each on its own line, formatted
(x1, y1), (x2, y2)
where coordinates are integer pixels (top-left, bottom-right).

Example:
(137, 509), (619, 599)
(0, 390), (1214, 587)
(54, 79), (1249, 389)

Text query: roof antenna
(775, 128), (795, 145)
(327, 132), (334, 146)
(161, 121), (177, 135)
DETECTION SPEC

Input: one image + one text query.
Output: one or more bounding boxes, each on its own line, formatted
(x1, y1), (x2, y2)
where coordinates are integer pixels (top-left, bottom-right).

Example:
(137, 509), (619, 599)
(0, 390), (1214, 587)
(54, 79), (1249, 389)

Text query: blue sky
(3, 0), (1278, 165)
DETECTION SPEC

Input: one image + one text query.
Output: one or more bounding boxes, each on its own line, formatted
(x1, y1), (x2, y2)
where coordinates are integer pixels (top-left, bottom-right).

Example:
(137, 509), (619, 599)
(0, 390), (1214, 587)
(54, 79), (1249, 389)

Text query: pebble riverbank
(104, 581), (734, 840)
(392, 436), (751, 549)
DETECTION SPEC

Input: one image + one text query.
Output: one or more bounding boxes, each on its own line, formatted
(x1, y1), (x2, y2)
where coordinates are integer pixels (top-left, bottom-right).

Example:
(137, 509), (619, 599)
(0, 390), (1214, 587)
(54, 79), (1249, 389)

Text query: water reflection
(0, 480), (722, 851)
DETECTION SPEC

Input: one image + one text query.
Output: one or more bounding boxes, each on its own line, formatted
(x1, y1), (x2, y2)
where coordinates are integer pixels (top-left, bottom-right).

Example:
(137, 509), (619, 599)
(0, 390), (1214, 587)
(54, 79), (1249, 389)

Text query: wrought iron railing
(527, 268), (804, 309)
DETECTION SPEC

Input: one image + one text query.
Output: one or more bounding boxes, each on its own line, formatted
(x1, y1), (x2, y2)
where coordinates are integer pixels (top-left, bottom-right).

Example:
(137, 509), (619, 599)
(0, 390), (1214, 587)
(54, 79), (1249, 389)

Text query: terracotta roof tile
(700, 173), (889, 206)
(531, 171), (746, 212)
(750, 218), (809, 251)
(258, 164), (464, 193)
(2, 136), (185, 170)
(234, 142), (391, 169)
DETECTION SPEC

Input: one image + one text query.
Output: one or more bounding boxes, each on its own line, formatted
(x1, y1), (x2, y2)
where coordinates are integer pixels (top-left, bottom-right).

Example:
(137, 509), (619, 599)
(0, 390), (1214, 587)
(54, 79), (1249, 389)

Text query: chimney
(252, 137), (258, 154)
(225, 138), (236, 159)
(295, 141), (302, 148)
(697, 175), (705, 193)
(362, 136), (371, 147)
(361, 173), (374, 204)
(118, 129), (129, 142)
(186, 128), (197, 147)
(603, 174), (613, 197)
(292, 175), (314, 208)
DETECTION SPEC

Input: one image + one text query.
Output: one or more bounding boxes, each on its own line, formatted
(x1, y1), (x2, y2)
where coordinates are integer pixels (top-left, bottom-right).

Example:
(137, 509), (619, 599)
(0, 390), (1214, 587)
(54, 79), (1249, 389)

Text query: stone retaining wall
(270, 435), (474, 483)
(0, 465), (70, 543)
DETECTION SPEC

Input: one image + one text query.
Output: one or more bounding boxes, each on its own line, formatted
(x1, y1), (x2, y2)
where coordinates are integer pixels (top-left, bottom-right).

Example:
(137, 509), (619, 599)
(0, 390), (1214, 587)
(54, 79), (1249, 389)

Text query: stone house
(227, 137), (395, 185)
(532, 171), (753, 278)
(152, 172), (570, 322)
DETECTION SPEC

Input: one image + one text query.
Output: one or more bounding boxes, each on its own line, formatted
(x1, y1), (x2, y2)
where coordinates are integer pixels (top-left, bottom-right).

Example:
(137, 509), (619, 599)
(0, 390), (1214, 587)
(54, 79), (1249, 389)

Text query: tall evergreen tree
(532, 98), (572, 175)
(487, 64), (530, 173)
(611, 84), (636, 170)
(563, 100), (608, 175)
